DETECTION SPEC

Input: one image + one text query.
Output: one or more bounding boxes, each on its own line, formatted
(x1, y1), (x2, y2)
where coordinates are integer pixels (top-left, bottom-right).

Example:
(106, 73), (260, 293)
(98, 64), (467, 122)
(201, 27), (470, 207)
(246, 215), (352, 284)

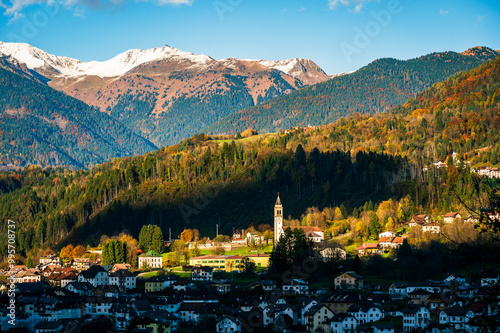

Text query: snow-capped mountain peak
(0, 42), (215, 78)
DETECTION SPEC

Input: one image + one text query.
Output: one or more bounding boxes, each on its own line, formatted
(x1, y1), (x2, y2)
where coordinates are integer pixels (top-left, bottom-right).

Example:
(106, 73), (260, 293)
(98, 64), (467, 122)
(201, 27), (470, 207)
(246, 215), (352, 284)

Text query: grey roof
(347, 302), (380, 313)
(79, 265), (107, 279)
(304, 303), (329, 316)
(109, 269), (136, 278)
(66, 281), (94, 291)
(401, 304), (427, 314)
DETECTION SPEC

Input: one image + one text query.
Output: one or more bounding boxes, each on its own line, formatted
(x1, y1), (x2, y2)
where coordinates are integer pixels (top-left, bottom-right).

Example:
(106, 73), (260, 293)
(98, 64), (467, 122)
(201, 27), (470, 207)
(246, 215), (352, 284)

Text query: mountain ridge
(203, 46), (499, 136)
(0, 66), (157, 169)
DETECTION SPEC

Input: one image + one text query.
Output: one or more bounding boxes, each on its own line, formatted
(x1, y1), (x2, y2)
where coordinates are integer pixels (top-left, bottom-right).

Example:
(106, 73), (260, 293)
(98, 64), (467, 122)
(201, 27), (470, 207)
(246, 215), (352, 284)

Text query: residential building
(320, 246), (347, 261)
(334, 271), (364, 290)
(244, 253), (270, 268)
(282, 279), (309, 295)
(443, 212), (462, 223)
(402, 304), (431, 331)
(439, 306), (474, 331)
(108, 269), (136, 290)
(347, 302), (383, 325)
(423, 223), (441, 233)
(192, 266), (213, 281)
(138, 250), (163, 269)
(379, 231), (396, 238)
(356, 243), (380, 256)
(216, 316), (241, 333)
(189, 255), (245, 272)
(248, 280), (278, 292)
(304, 303), (334, 332)
(72, 258), (92, 271)
(410, 215), (429, 227)
(146, 275), (178, 293)
(328, 313), (358, 333)
(77, 265), (109, 287)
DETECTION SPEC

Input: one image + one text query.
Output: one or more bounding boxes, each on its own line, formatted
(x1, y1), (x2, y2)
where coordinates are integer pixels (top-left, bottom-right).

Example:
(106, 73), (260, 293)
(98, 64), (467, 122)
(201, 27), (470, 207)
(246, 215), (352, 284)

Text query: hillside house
(356, 243), (380, 256)
(334, 271), (364, 290)
(410, 215), (429, 226)
(422, 223), (441, 233)
(443, 212), (462, 223)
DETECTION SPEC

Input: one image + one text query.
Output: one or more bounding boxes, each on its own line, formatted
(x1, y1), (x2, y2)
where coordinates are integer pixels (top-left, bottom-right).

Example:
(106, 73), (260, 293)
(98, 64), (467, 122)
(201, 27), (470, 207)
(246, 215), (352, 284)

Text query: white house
(422, 223), (441, 233)
(192, 266), (213, 281)
(108, 269), (136, 290)
(402, 304), (431, 331)
(65, 282), (94, 296)
(347, 303), (383, 325)
(329, 313), (358, 333)
(439, 306), (474, 331)
(217, 316), (241, 333)
(320, 247), (347, 261)
(176, 302), (205, 323)
(282, 279), (309, 295)
(379, 231), (396, 238)
(334, 271), (364, 290)
(304, 303), (334, 332)
(443, 212), (462, 223)
(39, 255), (61, 266)
(138, 250), (163, 269)
(77, 265), (109, 287)
(12, 270), (41, 283)
(85, 296), (115, 317)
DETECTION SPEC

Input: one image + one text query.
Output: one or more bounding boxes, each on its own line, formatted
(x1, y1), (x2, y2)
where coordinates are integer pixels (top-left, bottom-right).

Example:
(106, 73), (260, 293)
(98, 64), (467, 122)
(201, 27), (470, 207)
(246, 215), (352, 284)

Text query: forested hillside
(204, 47), (498, 135)
(0, 67), (157, 169)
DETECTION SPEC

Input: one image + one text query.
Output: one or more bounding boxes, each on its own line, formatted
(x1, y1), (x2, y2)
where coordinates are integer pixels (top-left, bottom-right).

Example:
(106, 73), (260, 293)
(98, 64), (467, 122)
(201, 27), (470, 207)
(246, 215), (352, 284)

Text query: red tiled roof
(356, 243), (379, 250)
(444, 212), (459, 217)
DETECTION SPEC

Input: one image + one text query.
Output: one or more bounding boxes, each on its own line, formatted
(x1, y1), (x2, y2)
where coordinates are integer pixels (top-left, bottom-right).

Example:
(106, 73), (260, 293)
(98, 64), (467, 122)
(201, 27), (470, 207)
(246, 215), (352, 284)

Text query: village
(0, 197), (498, 333)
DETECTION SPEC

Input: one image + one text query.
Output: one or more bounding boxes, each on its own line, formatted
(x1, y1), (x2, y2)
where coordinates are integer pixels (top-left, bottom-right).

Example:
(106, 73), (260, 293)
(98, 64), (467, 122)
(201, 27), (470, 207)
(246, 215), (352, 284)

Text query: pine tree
(151, 226), (164, 254)
(138, 225), (151, 252)
(340, 203), (348, 220)
(26, 257), (33, 268)
(114, 240), (124, 263)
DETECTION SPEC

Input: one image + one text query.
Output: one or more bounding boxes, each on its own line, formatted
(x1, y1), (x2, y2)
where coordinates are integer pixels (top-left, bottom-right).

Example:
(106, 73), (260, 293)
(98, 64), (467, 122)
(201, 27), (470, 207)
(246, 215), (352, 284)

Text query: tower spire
(275, 192), (282, 206)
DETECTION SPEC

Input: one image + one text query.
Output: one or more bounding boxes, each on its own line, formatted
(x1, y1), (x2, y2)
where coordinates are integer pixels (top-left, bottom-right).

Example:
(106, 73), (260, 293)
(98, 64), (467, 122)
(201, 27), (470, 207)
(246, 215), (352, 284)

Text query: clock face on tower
(276, 217), (282, 224)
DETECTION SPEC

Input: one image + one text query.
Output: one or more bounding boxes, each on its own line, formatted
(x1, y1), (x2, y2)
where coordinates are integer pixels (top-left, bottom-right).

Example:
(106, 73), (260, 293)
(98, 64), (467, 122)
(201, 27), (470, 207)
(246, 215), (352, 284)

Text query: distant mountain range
(0, 42), (498, 169)
(0, 42), (329, 147)
(204, 46), (499, 135)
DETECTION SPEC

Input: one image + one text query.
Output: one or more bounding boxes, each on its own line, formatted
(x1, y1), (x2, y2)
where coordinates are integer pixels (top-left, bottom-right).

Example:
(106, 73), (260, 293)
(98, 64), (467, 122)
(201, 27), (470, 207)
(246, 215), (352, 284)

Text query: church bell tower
(274, 193), (283, 245)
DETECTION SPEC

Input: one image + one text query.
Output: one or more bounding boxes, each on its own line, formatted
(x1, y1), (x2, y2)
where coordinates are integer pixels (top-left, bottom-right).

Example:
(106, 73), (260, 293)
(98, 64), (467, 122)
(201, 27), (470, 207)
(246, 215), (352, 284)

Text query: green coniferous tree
(114, 240), (124, 263)
(151, 226), (164, 254)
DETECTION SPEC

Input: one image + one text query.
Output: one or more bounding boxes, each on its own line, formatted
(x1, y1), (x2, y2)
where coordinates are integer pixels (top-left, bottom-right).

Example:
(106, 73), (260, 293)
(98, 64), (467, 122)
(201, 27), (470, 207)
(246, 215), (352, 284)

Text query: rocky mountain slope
(0, 42), (329, 146)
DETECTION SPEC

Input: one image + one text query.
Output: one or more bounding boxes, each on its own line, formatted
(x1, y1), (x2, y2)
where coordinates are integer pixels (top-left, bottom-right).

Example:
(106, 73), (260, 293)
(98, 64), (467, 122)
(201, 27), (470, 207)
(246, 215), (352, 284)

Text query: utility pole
(216, 224), (219, 237)
(169, 228), (171, 241)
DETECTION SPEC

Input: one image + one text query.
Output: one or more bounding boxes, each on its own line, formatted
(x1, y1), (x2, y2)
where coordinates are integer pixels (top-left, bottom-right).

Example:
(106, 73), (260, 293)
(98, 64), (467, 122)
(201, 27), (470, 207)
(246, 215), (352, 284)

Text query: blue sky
(0, 0), (499, 74)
